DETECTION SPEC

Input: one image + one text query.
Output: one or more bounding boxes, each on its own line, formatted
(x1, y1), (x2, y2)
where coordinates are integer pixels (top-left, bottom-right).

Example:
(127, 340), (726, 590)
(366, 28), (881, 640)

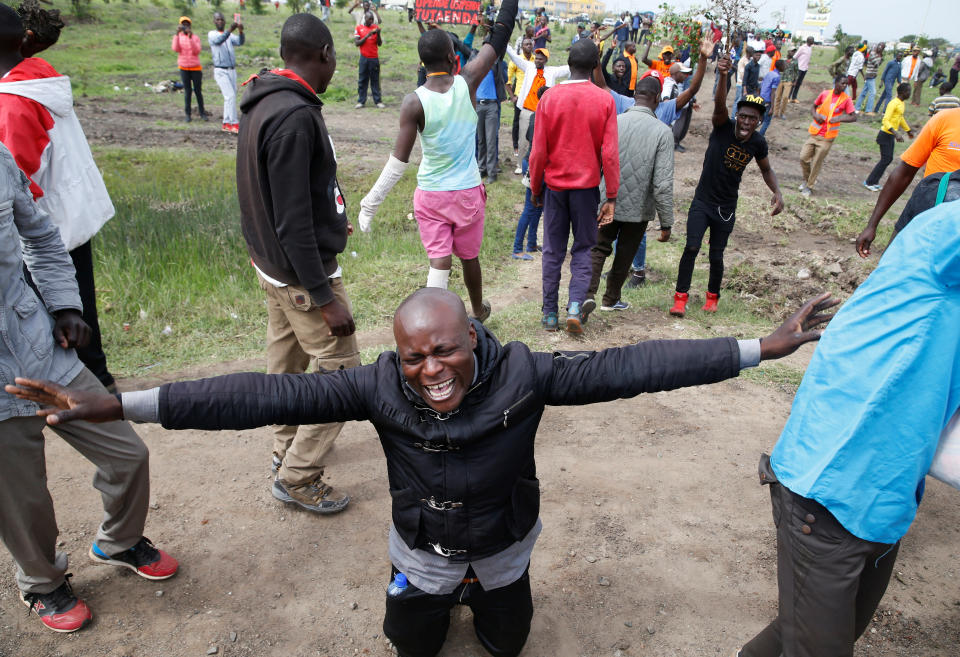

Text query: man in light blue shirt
(208, 12), (245, 132)
(757, 59), (782, 136)
(735, 200), (960, 657)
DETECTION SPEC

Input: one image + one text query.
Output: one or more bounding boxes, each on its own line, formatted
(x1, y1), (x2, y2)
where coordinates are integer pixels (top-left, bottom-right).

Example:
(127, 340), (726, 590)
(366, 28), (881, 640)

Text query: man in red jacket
(529, 38), (619, 334)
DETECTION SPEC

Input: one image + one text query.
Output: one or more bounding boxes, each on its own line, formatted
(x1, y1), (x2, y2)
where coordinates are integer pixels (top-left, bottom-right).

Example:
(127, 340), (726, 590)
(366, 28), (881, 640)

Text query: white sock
(426, 267), (450, 289)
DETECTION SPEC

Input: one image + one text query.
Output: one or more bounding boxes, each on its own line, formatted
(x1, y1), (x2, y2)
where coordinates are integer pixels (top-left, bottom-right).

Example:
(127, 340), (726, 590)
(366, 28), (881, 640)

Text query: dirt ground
(2, 70), (958, 657)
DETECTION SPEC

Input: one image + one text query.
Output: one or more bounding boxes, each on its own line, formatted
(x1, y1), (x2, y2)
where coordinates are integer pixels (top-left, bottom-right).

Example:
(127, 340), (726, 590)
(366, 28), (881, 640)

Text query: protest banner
(415, 0), (481, 26)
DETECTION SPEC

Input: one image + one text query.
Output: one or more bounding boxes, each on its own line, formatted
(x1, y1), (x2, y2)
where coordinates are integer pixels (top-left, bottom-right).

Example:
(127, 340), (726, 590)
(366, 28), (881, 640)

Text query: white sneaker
(800, 186), (812, 198)
(521, 174), (530, 188)
(354, 103), (364, 109)
(514, 165), (522, 175)
(376, 102), (386, 109)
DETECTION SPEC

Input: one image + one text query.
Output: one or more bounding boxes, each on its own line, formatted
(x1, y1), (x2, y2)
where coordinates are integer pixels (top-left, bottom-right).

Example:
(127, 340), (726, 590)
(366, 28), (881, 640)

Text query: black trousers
(673, 102), (692, 145)
(382, 566), (533, 657)
(23, 239), (114, 388)
(179, 68), (204, 117)
(358, 55), (382, 105)
(741, 456), (899, 657)
(866, 130), (896, 186)
(587, 219), (648, 306)
(789, 69), (806, 100)
(675, 200), (734, 295)
(511, 105), (521, 151)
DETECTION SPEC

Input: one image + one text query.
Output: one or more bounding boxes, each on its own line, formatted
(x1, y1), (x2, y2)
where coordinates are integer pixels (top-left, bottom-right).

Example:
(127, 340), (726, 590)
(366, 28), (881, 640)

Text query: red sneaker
(21, 575), (93, 633)
(221, 123), (232, 133)
(89, 537), (179, 580)
(702, 292), (719, 312)
(230, 123), (240, 134)
(669, 292), (689, 317)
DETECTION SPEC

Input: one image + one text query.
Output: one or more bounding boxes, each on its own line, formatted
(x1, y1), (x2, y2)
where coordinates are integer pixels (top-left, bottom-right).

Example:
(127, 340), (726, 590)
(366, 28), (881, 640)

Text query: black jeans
(511, 105), (521, 151)
(22, 239), (114, 388)
(789, 69), (806, 100)
(179, 68), (204, 118)
(358, 55), (382, 105)
(675, 200), (734, 295)
(866, 130), (896, 186)
(588, 220), (648, 306)
(382, 566), (533, 657)
(741, 455), (899, 657)
(673, 101), (693, 146)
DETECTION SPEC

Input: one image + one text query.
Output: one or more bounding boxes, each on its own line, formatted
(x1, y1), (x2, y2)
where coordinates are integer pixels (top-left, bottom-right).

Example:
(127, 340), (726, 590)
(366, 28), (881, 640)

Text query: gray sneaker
(272, 477), (350, 514)
(271, 455), (282, 473)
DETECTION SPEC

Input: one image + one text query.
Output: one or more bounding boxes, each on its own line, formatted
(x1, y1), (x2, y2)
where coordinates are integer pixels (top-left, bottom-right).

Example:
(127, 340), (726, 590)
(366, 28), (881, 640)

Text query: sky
(606, 0), (960, 44)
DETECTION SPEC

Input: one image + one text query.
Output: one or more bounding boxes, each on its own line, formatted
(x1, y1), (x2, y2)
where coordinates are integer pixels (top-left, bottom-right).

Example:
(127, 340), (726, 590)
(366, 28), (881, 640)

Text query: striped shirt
(929, 94), (960, 115)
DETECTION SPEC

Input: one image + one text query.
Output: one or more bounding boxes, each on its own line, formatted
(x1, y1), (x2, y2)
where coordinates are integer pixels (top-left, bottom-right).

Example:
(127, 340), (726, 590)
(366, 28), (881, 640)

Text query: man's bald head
(393, 289), (478, 412)
(394, 288), (469, 337)
(668, 62), (681, 78)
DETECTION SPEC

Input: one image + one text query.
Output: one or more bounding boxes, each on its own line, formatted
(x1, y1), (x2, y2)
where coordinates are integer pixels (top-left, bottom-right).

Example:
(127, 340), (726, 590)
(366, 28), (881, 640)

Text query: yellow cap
(179, 16), (192, 24)
(535, 47), (550, 59)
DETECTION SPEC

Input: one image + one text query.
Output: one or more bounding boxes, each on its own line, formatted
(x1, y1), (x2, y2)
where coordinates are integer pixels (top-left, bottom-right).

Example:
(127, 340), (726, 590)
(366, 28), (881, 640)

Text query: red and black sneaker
(89, 536), (179, 580)
(21, 574), (93, 633)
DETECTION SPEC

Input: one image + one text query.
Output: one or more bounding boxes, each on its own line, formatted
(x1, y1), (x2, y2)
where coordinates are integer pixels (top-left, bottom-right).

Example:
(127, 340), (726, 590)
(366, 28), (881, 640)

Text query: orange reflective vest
(808, 91), (850, 140)
(769, 50), (781, 71)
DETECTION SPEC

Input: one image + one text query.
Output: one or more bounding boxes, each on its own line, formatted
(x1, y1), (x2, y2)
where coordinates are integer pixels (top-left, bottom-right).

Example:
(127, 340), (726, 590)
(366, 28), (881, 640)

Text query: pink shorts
(413, 185), (486, 260)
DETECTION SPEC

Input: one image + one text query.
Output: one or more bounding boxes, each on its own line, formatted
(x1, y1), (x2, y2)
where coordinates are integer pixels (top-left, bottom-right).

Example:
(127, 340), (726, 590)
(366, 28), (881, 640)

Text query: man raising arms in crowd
(358, 0), (520, 324)
(669, 54), (783, 317)
(208, 11), (244, 133)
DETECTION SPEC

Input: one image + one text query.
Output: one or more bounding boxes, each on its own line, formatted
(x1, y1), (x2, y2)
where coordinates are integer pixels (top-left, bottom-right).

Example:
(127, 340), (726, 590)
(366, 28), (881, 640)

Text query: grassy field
(29, 3), (912, 379)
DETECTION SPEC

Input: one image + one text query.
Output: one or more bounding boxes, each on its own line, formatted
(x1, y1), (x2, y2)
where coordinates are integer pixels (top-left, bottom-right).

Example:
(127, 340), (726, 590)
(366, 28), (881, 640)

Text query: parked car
(602, 17), (616, 26)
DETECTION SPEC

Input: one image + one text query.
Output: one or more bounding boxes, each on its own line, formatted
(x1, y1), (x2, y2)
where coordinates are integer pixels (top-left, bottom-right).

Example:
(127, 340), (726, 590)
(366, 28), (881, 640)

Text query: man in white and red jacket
(0, 1), (117, 390)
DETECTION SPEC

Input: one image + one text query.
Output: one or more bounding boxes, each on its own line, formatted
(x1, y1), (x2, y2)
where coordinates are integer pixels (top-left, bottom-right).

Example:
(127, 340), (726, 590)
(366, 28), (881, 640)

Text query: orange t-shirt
(901, 107), (960, 177)
(649, 59), (671, 77)
(523, 69), (546, 111)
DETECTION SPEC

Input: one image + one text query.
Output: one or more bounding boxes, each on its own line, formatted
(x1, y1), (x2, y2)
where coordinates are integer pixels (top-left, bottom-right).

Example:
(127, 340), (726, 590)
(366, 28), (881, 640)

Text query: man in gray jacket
(0, 142), (176, 634)
(586, 75), (674, 313)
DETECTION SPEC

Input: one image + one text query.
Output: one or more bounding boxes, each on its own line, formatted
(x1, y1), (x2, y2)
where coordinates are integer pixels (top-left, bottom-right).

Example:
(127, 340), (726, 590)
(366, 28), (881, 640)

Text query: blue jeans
(856, 78), (877, 112)
(513, 188), (542, 253)
(631, 234), (647, 270)
(874, 84), (894, 114)
(758, 102), (773, 136)
(730, 85), (743, 120)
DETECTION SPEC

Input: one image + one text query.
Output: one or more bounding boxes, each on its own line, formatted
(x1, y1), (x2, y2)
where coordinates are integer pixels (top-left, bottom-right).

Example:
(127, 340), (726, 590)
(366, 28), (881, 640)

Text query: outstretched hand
(760, 292), (840, 360)
(4, 378), (123, 425)
(699, 32), (718, 60)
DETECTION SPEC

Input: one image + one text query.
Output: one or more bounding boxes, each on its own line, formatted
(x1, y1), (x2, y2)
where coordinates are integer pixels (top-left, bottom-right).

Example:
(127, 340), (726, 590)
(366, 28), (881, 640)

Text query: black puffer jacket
(158, 324), (741, 560)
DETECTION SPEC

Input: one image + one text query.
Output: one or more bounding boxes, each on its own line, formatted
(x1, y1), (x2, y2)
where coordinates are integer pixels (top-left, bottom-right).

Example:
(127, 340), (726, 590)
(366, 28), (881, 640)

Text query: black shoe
(184, 114), (191, 123)
(199, 111), (210, 122)
(580, 298), (596, 324)
(674, 143), (686, 153)
(626, 269), (646, 288)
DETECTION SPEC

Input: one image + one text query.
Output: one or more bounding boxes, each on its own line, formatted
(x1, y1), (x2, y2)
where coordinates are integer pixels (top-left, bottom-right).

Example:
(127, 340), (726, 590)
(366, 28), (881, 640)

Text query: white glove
(358, 154), (408, 233)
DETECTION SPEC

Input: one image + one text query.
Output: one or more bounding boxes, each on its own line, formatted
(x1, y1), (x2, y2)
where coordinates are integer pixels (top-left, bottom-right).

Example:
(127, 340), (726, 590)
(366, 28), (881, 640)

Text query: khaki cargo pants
(799, 135), (834, 189)
(258, 274), (360, 486)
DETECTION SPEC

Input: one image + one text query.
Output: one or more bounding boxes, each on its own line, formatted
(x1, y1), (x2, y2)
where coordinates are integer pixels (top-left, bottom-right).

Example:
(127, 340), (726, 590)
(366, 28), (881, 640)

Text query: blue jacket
(0, 143), (84, 422)
(771, 201), (960, 544)
(881, 59), (901, 87)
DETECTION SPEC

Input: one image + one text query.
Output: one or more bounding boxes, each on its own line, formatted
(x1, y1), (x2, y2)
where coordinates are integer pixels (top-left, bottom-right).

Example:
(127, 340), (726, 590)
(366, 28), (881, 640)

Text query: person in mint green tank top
(357, 4), (519, 324)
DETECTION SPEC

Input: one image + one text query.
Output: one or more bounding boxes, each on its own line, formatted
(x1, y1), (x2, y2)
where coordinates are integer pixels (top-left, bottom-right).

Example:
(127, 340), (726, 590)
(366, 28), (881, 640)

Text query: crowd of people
(0, 2), (959, 657)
